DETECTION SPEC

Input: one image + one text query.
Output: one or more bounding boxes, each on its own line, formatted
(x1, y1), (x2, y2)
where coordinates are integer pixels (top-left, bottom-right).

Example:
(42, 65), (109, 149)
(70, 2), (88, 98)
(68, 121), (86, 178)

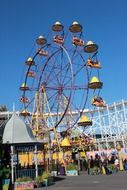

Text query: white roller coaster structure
(87, 99), (127, 150)
(0, 99), (127, 150)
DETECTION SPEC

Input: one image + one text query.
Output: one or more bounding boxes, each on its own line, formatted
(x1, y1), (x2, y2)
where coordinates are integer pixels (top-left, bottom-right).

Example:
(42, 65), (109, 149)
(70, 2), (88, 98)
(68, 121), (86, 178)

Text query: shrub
(42, 171), (51, 179)
(51, 163), (57, 171)
(0, 167), (11, 179)
(35, 175), (43, 183)
(66, 163), (77, 170)
(16, 176), (32, 182)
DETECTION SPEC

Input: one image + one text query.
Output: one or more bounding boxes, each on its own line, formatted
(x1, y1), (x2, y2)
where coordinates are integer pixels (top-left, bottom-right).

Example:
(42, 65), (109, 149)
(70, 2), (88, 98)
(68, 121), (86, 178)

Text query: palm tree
(0, 105), (8, 166)
(0, 105), (7, 112)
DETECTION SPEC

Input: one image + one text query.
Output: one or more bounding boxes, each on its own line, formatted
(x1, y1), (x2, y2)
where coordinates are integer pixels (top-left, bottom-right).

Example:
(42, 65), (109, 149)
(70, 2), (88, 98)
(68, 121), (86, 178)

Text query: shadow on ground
(53, 176), (65, 182)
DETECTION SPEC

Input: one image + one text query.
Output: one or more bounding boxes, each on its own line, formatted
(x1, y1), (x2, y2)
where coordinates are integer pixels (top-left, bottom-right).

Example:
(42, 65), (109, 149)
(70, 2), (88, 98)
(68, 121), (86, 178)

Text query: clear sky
(0, 0), (127, 111)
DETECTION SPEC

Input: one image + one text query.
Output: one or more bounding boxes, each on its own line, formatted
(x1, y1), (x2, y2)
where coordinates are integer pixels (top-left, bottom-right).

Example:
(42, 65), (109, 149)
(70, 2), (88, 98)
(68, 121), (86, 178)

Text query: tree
(0, 105), (7, 112)
(0, 105), (8, 166)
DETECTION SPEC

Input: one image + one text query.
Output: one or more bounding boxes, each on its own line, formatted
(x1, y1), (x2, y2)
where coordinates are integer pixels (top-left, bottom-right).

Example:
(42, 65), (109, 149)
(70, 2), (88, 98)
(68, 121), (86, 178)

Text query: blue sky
(0, 0), (127, 111)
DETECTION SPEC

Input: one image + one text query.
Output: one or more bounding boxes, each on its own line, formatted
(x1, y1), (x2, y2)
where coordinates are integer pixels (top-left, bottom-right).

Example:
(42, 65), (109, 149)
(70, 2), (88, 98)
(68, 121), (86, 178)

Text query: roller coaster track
(0, 99), (127, 149)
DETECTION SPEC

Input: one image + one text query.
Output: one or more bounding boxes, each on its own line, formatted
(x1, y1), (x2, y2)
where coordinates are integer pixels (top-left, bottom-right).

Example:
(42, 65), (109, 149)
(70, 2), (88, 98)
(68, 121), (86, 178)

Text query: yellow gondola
(20, 83), (29, 91)
(84, 41), (98, 53)
(20, 109), (31, 117)
(69, 21), (82, 33)
(25, 57), (35, 66)
(61, 137), (71, 148)
(52, 21), (64, 31)
(88, 76), (103, 89)
(78, 115), (92, 127)
(36, 36), (47, 45)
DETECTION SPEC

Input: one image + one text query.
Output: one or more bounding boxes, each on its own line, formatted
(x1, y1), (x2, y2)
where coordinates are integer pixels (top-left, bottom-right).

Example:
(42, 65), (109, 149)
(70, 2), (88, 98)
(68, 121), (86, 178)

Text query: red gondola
(72, 36), (84, 46)
(53, 35), (64, 45)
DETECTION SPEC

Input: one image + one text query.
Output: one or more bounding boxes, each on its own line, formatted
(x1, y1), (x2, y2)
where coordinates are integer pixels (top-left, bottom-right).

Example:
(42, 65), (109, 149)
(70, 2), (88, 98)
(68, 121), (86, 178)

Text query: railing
(14, 168), (43, 180)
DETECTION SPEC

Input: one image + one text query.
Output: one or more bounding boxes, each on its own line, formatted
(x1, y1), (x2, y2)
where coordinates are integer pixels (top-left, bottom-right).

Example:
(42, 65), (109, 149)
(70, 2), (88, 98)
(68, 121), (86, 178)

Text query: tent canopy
(2, 113), (38, 144)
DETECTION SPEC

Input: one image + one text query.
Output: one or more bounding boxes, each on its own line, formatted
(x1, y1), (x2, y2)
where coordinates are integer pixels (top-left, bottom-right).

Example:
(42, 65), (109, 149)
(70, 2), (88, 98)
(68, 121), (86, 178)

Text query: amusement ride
(0, 22), (127, 182)
(18, 21), (106, 162)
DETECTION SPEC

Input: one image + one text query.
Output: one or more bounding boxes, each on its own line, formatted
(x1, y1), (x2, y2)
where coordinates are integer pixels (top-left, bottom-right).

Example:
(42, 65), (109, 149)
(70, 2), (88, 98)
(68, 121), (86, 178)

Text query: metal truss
(0, 99), (127, 149)
(85, 99), (127, 149)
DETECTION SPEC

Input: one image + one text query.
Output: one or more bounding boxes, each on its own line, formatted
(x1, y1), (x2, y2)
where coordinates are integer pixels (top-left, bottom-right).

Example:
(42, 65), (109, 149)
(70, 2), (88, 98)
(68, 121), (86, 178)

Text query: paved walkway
(36, 171), (127, 190)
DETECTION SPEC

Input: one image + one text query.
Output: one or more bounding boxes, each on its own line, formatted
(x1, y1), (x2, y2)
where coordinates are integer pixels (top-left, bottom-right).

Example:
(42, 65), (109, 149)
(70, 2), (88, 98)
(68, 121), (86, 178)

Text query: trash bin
(2, 179), (10, 190)
(60, 166), (65, 175)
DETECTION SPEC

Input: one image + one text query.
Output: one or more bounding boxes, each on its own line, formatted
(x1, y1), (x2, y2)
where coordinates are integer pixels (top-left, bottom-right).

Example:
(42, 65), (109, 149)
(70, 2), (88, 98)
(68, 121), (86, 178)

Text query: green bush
(16, 176), (32, 182)
(51, 163), (57, 171)
(42, 171), (51, 179)
(0, 167), (11, 179)
(66, 163), (77, 170)
(35, 175), (43, 183)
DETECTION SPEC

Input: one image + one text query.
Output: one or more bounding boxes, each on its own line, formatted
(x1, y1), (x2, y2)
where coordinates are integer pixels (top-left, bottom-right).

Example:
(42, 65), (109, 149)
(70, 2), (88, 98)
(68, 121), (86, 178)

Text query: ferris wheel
(19, 21), (103, 139)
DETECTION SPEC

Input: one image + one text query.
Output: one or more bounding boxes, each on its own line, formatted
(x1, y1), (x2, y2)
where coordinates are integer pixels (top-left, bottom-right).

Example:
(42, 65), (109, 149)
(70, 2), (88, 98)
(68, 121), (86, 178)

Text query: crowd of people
(83, 154), (127, 175)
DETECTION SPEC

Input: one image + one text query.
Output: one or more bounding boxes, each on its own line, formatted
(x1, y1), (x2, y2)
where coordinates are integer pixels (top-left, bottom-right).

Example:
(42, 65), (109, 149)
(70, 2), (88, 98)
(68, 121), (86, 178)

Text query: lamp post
(34, 145), (38, 178)
(10, 145), (14, 184)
